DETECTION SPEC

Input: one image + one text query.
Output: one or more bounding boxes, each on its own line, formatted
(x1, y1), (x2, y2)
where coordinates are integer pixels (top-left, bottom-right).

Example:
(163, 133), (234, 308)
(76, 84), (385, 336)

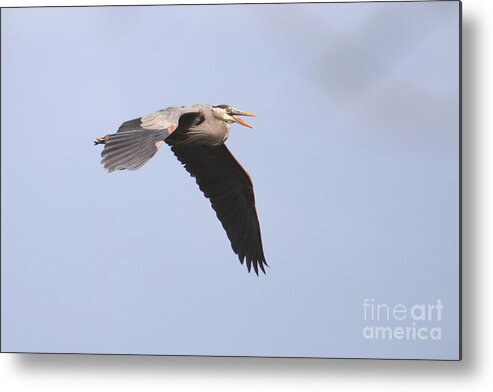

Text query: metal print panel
(1, 1), (461, 360)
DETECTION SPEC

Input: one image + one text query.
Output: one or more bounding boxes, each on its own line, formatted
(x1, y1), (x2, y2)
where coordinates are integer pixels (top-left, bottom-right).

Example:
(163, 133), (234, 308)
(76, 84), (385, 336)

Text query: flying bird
(94, 104), (267, 275)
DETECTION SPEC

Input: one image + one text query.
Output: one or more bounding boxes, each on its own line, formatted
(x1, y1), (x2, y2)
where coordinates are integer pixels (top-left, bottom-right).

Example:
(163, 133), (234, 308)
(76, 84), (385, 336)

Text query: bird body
(95, 104), (267, 275)
(170, 104), (231, 146)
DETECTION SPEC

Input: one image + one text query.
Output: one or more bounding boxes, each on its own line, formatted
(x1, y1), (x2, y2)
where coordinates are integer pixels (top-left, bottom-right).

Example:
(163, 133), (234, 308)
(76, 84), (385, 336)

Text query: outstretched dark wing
(166, 140), (267, 275)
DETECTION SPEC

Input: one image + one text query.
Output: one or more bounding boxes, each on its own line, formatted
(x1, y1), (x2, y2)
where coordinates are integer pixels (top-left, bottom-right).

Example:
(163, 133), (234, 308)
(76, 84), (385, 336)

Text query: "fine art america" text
(362, 298), (444, 341)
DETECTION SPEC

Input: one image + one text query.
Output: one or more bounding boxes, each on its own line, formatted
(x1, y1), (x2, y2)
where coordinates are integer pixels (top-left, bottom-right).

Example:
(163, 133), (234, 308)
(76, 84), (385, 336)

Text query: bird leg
(93, 135), (109, 145)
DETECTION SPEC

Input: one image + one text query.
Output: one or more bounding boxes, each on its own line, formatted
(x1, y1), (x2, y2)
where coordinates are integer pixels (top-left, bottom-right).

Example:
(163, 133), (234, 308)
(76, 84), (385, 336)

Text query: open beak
(228, 109), (256, 129)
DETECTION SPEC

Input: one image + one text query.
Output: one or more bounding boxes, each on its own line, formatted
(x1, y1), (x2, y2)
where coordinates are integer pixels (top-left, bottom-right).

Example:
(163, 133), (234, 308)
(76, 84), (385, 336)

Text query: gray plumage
(94, 104), (267, 275)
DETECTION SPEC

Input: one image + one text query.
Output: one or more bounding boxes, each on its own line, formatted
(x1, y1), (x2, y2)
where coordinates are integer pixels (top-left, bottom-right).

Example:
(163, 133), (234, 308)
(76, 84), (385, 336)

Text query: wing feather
(96, 107), (189, 172)
(166, 141), (267, 275)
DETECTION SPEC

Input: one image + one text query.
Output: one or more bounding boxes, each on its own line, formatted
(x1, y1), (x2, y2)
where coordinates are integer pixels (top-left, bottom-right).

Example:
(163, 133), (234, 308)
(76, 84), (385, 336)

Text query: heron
(94, 104), (267, 275)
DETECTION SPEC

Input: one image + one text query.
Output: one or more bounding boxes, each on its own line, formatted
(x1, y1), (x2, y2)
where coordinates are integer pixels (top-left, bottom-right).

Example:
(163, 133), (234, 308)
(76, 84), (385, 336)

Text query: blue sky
(1, 1), (459, 359)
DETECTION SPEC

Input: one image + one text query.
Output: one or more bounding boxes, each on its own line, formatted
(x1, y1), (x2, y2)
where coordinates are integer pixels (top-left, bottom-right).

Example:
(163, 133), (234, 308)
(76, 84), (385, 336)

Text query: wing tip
(239, 254), (268, 276)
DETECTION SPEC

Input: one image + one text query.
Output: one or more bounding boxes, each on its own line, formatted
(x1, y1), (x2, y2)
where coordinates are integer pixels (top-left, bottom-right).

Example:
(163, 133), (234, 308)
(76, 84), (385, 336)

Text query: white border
(2, 0), (492, 391)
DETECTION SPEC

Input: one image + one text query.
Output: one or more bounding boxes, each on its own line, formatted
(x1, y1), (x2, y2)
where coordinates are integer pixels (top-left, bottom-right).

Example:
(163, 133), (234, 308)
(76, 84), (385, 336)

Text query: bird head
(211, 104), (256, 129)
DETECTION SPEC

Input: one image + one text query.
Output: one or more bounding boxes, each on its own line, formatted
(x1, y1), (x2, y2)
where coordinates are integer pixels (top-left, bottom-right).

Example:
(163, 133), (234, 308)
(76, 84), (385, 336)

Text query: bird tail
(94, 130), (167, 172)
